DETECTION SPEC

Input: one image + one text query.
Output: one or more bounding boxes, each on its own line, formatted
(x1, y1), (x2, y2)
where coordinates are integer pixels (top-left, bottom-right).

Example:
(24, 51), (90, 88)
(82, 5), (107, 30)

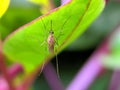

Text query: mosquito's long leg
(53, 39), (61, 78)
(55, 51), (59, 78)
(39, 18), (51, 74)
(53, 17), (70, 78)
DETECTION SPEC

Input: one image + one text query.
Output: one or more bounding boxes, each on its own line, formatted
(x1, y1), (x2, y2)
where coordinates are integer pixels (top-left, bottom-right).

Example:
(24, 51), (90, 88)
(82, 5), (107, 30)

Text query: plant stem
(16, 66), (40, 90)
(43, 62), (64, 90)
(66, 39), (109, 90)
(0, 63), (23, 90)
(109, 70), (120, 90)
(0, 41), (15, 90)
(8, 63), (23, 79)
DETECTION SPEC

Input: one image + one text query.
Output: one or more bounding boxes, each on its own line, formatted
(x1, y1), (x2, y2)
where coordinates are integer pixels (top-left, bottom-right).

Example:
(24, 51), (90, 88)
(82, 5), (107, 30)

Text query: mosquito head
(49, 30), (54, 34)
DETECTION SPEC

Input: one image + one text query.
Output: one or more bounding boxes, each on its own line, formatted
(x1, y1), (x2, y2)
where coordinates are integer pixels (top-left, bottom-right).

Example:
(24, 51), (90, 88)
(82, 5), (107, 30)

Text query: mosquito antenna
(39, 18), (47, 76)
(41, 18), (47, 33)
(40, 18), (48, 44)
(50, 20), (53, 31)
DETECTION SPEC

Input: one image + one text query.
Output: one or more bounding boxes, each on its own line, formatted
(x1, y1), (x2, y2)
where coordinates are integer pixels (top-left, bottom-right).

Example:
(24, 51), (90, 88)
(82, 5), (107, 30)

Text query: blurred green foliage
(89, 71), (112, 90)
(0, 0), (41, 39)
(101, 28), (120, 69)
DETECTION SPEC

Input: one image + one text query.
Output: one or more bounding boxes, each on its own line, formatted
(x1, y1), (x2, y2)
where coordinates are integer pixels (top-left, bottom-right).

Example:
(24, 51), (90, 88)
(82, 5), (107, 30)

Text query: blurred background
(1, 0), (120, 90)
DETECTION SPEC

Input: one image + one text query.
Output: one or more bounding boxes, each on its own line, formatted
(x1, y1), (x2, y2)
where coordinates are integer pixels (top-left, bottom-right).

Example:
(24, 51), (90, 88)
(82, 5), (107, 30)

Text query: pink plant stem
(8, 63), (23, 79)
(0, 42), (15, 90)
(108, 25), (120, 90)
(0, 63), (23, 90)
(109, 70), (120, 90)
(66, 39), (109, 90)
(0, 77), (9, 90)
(0, 60), (14, 90)
(16, 65), (40, 90)
(43, 62), (64, 90)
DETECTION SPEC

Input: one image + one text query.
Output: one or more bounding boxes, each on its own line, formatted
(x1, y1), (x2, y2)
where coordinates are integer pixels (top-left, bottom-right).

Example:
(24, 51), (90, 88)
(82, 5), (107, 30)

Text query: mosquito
(41, 17), (70, 78)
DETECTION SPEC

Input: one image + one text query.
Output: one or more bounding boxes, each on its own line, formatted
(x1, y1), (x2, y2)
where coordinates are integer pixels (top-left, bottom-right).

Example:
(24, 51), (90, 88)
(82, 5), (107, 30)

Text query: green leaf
(101, 29), (120, 69)
(3, 0), (105, 74)
(0, 0), (10, 18)
(109, 29), (120, 54)
(101, 54), (120, 69)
